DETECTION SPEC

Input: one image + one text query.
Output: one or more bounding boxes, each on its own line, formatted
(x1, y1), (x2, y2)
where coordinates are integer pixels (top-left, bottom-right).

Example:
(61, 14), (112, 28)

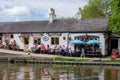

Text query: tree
(109, 0), (120, 34)
(82, 0), (112, 18)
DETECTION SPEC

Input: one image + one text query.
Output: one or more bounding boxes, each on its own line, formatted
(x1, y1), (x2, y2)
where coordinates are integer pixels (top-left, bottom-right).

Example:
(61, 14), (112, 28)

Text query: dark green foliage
(82, 0), (111, 18)
(22, 58), (27, 63)
(109, 0), (120, 34)
(82, 0), (120, 35)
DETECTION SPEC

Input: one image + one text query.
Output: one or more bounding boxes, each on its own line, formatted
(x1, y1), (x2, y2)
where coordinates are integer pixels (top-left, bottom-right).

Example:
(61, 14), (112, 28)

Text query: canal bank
(0, 49), (120, 66)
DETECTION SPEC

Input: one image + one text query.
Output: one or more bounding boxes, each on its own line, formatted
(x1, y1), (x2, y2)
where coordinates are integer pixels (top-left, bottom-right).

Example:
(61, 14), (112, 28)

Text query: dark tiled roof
(0, 18), (108, 33)
(110, 34), (120, 38)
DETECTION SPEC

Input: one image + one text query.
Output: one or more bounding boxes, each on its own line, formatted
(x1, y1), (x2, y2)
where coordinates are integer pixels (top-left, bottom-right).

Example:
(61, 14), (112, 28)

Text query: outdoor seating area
(1, 40), (19, 51)
(27, 39), (102, 58)
(0, 37), (103, 58)
(70, 39), (102, 57)
(30, 43), (73, 57)
(0, 39), (102, 58)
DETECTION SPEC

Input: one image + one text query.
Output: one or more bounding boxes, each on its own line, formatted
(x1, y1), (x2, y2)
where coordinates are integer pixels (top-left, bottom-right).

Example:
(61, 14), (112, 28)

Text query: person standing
(81, 48), (85, 57)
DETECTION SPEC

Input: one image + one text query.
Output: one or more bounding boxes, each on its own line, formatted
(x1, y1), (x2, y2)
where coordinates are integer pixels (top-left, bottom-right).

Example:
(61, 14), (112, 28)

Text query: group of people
(30, 43), (73, 56)
(30, 43), (102, 57)
(3, 40), (18, 50)
(59, 45), (73, 56)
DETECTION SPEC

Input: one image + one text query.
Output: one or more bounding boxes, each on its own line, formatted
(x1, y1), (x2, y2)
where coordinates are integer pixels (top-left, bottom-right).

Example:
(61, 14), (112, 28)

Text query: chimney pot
(75, 7), (82, 20)
(49, 8), (56, 22)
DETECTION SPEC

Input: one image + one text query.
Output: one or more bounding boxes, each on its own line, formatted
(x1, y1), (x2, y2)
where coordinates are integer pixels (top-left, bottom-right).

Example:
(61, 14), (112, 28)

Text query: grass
(54, 57), (120, 63)
(54, 57), (89, 62)
(102, 59), (120, 62)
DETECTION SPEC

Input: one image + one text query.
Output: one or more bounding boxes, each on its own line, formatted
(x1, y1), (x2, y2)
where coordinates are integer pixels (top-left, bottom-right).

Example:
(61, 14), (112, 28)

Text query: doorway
(111, 39), (118, 52)
(23, 37), (29, 51)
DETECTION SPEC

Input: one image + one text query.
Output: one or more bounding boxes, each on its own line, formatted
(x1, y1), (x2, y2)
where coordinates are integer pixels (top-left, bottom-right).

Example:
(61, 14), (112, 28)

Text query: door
(111, 39), (118, 52)
(23, 37), (29, 51)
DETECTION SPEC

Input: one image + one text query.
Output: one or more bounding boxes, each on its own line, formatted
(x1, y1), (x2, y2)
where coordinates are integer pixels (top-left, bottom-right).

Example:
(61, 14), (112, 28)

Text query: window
(10, 34), (14, 38)
(51, 37), (59, 45)
(34, 37), (41, 45)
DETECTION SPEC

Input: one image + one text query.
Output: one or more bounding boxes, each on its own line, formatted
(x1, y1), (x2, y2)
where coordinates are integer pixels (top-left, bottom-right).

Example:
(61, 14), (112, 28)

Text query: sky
(0, 0), (89, 22)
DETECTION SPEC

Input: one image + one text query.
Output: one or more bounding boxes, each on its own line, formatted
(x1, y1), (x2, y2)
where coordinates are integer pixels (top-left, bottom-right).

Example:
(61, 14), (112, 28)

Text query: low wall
(0, 57), (120, 66)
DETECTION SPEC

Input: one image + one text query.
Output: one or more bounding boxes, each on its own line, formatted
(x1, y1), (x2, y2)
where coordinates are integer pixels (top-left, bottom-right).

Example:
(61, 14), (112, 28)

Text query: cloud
(0, 0), (88, 21)
(0, 2), (5, 11)
(24, 0), (89, 18)
(1, 6), (30, 18)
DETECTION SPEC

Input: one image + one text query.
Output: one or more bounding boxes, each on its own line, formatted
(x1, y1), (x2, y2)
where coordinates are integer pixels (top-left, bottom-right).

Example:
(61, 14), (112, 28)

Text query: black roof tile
(0, 18), (108, 33)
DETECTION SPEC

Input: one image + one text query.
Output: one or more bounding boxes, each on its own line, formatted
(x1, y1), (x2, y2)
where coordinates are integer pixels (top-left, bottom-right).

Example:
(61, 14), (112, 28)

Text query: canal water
(0, 62), (120, 80)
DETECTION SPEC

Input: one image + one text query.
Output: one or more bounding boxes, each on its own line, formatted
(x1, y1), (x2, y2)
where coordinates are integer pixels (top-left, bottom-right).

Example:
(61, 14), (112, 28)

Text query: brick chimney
(49, 8), (56, 22)
(75, 7), (82, 19)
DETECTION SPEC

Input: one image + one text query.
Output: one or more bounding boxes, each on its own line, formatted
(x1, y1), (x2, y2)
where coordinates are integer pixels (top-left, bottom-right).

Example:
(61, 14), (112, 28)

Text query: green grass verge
(54, 57), (89, 62)
(102, 60), (120, 62)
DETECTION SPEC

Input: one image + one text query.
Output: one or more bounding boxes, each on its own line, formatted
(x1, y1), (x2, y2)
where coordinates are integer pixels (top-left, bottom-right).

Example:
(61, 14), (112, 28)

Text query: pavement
(0, 49), (113, 60)
(0, 49), (60, 58)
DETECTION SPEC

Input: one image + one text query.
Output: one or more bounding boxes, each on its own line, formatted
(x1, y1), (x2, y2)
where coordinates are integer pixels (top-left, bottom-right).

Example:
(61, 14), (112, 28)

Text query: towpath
(0, 49), (112, 61)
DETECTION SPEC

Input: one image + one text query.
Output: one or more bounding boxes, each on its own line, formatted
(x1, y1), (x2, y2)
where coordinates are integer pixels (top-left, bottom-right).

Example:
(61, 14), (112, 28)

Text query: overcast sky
(0, 0), (89, 22)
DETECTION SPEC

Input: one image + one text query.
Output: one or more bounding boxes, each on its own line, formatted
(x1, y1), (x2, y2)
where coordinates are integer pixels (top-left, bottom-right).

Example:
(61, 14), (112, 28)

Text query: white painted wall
(99, 33), (105, 55)
(13, 34), (24, 49)
(23, 33), (106, 55)
(29, 35), (33, 50)
(41, 34), (50, 47)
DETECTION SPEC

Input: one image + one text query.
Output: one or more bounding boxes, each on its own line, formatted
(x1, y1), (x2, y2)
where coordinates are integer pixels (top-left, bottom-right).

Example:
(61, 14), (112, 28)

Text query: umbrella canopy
(86, 40), (101, 45)
(70, 40), (84, 44)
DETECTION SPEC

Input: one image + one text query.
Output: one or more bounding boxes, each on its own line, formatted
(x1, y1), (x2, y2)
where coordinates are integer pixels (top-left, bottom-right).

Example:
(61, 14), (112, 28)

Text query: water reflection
(0, 62), (120, 80)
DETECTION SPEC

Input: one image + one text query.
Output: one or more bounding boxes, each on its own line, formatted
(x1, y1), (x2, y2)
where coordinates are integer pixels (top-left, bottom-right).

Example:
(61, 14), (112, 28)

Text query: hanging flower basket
(68, 37), (71, 40)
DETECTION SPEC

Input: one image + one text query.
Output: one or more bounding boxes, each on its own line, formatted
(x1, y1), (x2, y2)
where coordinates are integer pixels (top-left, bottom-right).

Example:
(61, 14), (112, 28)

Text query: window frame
(50, 36), (59, 45)
(33, 36), (41, 45)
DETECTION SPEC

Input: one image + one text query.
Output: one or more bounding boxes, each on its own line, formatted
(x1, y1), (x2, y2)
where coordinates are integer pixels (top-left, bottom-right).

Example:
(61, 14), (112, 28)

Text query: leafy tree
(82, 0), (112, 18)
(82, 0), (120, 35)
(109, 0), (120, 34)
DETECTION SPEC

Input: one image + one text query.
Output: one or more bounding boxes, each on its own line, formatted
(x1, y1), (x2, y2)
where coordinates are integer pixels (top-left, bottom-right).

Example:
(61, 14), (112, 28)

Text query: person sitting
(46, 45), (51, 54)
(54, 45), (59, 55)
(12, 40), (18, 50)
(65, 46), (69, 56)
(40, 44), (46, 53)
(50, 48), (54, 54)
(8, 41), (13, 50)
(61, 45), (66, 56)
(59, 45), (63, 55)
(3, 40), (9, 49)
(30, 43), (38, 53)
